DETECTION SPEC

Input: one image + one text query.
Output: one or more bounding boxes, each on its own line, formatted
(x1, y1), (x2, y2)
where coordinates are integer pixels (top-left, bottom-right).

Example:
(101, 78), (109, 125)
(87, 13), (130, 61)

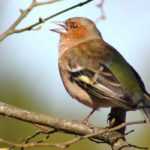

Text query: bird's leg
(107, 107), (126, 134)
(81, 109), (96, 126)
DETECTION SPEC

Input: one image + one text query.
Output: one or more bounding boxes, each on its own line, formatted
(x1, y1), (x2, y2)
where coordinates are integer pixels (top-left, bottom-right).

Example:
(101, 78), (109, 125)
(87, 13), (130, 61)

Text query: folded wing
(69, 65), (134, 110)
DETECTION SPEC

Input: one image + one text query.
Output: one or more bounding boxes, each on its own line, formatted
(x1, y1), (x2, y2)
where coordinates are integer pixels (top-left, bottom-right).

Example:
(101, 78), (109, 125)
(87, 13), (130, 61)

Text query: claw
(107, 113), (116, 127)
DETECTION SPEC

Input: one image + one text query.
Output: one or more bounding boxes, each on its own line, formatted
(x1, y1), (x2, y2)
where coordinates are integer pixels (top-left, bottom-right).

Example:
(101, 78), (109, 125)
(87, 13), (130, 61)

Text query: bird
(50, 17), (150, 129)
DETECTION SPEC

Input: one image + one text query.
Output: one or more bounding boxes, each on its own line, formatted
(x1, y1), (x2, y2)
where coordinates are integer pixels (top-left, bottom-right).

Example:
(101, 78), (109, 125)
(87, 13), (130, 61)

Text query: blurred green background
(0, 0), (150, 149)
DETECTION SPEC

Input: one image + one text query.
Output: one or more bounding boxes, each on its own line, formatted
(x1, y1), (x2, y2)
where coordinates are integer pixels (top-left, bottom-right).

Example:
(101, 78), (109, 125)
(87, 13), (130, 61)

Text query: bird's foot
(107, 113), (116, 128)
(72, 119), (94, 129)
(81, 118), (94, 128)
(107, 108), (126, 134)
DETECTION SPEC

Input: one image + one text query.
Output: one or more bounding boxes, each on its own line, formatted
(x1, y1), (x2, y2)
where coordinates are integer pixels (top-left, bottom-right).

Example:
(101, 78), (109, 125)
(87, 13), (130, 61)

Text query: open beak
(50, 21), (67, 34)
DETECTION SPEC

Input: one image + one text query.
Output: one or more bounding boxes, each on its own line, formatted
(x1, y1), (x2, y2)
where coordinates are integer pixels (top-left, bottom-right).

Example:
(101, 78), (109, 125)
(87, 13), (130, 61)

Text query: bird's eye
(70, 22), (78, 29)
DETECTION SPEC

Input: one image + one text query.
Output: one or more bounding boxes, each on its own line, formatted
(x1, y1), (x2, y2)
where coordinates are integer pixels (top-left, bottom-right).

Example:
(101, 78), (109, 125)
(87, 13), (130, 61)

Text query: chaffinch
(51, 17), (150, 128)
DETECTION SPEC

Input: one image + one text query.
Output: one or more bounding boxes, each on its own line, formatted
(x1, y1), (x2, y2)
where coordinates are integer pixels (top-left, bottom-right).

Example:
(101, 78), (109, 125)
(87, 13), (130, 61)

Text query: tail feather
(142, 93), (150, 123)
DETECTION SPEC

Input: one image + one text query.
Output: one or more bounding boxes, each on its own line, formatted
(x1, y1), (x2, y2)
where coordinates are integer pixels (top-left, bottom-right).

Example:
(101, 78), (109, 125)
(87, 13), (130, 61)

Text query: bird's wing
(69, 66), (132, 109)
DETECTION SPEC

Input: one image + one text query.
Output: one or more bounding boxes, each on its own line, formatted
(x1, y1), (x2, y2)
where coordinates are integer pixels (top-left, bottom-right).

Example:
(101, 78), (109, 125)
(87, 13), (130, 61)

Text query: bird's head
(51, 17), (102, 51)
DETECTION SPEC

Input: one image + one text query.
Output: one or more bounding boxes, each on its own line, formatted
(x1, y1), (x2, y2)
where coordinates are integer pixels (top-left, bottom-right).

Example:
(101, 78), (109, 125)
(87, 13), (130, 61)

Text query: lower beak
(50, 21), (67, 34)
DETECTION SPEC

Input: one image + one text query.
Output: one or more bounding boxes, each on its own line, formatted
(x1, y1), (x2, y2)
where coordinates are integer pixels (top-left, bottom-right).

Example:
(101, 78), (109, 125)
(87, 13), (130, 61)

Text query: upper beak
(50, 21), (67, 34)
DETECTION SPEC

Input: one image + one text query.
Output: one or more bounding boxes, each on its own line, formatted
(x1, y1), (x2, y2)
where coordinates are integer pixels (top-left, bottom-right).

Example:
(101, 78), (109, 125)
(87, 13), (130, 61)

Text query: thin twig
(89, 138), (104, 143)
(0, 138), (67, 149)
(0, 0), (94, 41)
(128, 144), (148, 150)
(14, 0), (94, 33)
(21, 130), (43, 150)
(21, 124), (57, 149)
(120, 144), (148, 150)
(24, 128), (57, 143)
(0, 0), (59, 41)
(55, 120), (146, 149)
(125, 129), (135, 136)
(96, 0), (106, 21)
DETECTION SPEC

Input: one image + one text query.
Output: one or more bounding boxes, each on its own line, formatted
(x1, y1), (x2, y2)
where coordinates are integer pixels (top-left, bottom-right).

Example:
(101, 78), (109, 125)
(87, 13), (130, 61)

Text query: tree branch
(0, 101), (146, 150)
(0, 0), (94, 42)
(0, 0), (59, 41)
(96, 0), (106, 20)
